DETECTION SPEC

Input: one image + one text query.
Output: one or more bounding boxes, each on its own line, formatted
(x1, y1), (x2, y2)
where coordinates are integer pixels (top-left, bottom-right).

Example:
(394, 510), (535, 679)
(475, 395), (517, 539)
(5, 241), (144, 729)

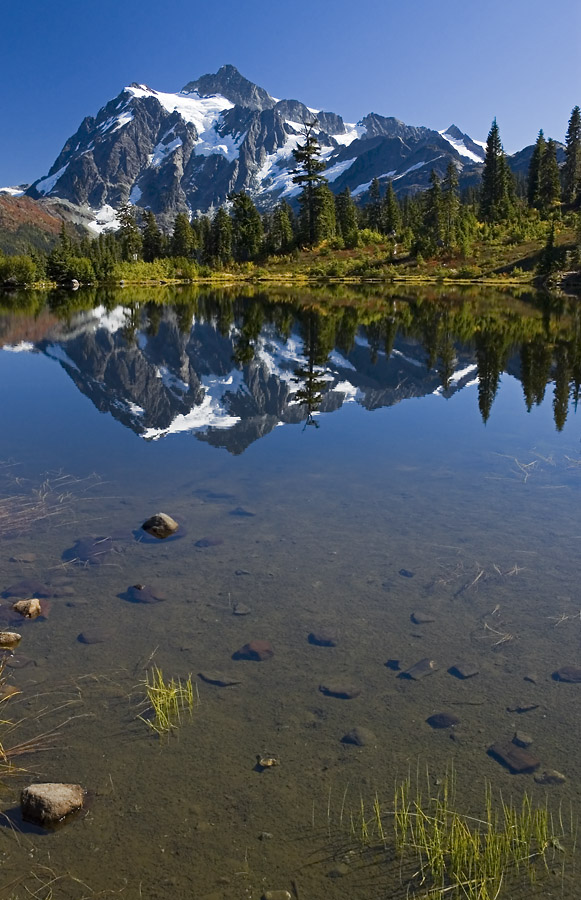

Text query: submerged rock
(141, 513), (179, 540)
(0, 632), (21, 650)
(232, 602), (251, 616)
(308, 628), (338, 647)
(400, 658), (438, 680)
(553, 665), (581, 683)
(411, 611), (435, 624)
(195, 537), (223, 548)
(21, 783), (84, 826)
(513, 731), (533, 748)
(12, 599), (42, 619)
(488, 741), (540, 774)
(399, 569), (415, 578)
(426, 712), (460, 729)
(534, 769), (566, 785)
(77, 629), (110, 645)
(125, 584), (167, 604)
(341, 727), (376, 746)
(62, 536), (115, 566)
(232, 640), (273, 661)
(262, 892), (292, 900)
(229, 506), (255, 517)
(2, 579), (52, 599)
(449, 662), (479, 679)
(198, 671), (242, 687)
(319, 682), (361, 700)
(9, 552), (36, 563)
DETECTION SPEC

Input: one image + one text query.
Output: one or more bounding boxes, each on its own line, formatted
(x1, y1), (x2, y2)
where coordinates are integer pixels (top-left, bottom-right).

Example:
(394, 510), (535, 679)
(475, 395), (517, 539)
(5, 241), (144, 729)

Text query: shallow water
(0, 285), (580, 899)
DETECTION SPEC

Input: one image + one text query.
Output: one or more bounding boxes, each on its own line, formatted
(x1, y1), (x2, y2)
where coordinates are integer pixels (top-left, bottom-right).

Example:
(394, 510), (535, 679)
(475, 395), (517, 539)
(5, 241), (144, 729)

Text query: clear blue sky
(2, 0), (580, 185)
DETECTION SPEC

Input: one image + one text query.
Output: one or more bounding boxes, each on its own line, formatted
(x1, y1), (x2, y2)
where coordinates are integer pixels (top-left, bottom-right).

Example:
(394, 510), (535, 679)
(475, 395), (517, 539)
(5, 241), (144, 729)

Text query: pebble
(12, 599), (42, 619)
(258, 832), (273, 841)
(553, 665), (581, 683)
(319, 682), (361, 700)
(534, 769), (566, 785)
(426, 712), (460, 729)
(232, 603), (251, 616)
(523, 673), (537, 684)
(400, 658), (438, 680)
(327, 863), (350, 878)
(411, 611), (435, 624)
(9, 553), (36, 563)
(0, 632), (21, 650)
(506, 702), (539, 713)
(235, 569), (250, 576)
(308, 628), (338, 647)
(341, 727), (376, 746)
(232, 640), (273, 661)
(229, 507), (255, 517)
(5, 653), (35, 669)
(262, 892), (292, 900)
(141, 513), (179, 540)
(3, 579), (52, 599)
(126, 584), (167, 604)
(78, 629), (110, 645)
(399, 569), (415, 578)
(488, 741), (540, 774)
(198, 671), (242, 687)
(449, 662), (479, 679)
(512, 731), (533, 748)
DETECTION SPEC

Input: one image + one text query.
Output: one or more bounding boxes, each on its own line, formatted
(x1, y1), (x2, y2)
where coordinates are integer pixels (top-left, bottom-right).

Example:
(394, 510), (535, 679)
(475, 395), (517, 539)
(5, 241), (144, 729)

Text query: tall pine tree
(527, 129), (546, 209)
(291, 120), (328, 247)
(563, 106), (581, 205)
(480, 118), (512, 223)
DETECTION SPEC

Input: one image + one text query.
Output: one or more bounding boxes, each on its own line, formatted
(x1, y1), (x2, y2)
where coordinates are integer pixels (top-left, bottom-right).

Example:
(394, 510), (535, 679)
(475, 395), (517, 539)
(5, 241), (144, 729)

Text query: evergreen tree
(382, 180), (401, 236)
(441, 161), (460, 251)
(229, 191), (264, 261)
(142, 210), (162, 262)
(310, 183), (336, 244)
(209, 208), (232, 264)
(171, 213), (195, 257)
(480, 118), (512, 222)
(563, 106), (581, 205)
(291, 120), (328, 246)
(422, 170), (443, 252)
(527, 129), (546, 209)
(539, 138), (561, 213)
(268, 202), (295, 254)
(335, 187), (358, 247)
(367, 177), (383, 232)
(118, 202), (142, 261)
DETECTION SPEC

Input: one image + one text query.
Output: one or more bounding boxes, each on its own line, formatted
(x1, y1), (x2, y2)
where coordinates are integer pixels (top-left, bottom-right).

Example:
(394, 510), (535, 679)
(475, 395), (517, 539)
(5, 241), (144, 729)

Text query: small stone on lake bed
(229, 506), (255, 517)
(308, 628), (338, 647)
(399, 569), (415, 578)
(141, 513), (179, 540)
(195, 537), (223, 548)
(400, 658), (438, 680)
(3, 579), (52, 599)
(78, 629), (109, 645)
(488, 741), (540, 774)
(198, 671), (242, 687)
(232, 603), (251, 616)
(319, 682), (361, 700)
(0, 632), (21, 650)
(411, 611), (435, 624)
(125, 584), (167, 604)
(9, 553), (36, 563)
(341, 727), (376, 746)
(21, 783), (84, 826)
(262, 892), (292, 900)
(426, 712), (460, 729)
(12, 599), (41, 619)
(513, 731), (533, 748)
(232, 640), (273, 661)
(534, 769), (566, 785)
(553, 665), (581, 683)
(506, 702), (539, 713)
(449, 662), (479, 679)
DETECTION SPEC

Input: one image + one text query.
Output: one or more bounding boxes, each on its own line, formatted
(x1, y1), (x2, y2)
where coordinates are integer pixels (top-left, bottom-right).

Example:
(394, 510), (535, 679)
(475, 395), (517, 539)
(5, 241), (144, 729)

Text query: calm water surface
(0, 285), (580, 899)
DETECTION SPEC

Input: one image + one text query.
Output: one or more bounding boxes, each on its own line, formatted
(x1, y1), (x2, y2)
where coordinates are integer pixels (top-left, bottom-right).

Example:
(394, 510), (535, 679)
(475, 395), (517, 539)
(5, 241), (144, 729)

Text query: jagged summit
(182, 64), (276, 112)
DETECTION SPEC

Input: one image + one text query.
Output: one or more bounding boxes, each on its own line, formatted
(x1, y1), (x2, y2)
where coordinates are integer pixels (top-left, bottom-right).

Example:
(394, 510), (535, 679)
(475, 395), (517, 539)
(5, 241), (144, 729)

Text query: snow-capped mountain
(25, 65), (488, 228)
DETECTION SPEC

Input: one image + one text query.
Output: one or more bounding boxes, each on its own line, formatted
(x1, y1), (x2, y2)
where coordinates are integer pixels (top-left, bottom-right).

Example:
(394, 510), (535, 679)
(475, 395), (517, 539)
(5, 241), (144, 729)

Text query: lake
(0, 284), (580, 900)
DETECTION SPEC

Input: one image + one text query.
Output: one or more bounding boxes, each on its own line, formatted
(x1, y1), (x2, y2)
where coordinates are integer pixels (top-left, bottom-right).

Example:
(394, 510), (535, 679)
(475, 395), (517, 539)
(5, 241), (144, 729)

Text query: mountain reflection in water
(0, 285), (579, 453)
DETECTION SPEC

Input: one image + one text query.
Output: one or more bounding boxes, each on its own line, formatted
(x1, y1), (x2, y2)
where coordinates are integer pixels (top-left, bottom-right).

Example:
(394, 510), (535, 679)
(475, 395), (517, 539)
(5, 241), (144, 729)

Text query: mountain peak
(182, 65), (276, 111)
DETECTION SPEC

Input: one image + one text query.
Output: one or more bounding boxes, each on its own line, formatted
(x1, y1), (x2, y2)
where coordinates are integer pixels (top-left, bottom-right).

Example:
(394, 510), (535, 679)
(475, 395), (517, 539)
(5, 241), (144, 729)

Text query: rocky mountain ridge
(22, 65), (495, 230)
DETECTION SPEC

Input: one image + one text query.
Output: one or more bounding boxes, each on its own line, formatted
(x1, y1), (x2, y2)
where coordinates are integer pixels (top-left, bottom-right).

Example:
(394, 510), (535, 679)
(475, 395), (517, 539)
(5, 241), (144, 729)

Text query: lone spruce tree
(291, 120), (328, 247)
(480, 118), (512, 223)
(563, 106), (581, 205)
(527, 130), (546, 210)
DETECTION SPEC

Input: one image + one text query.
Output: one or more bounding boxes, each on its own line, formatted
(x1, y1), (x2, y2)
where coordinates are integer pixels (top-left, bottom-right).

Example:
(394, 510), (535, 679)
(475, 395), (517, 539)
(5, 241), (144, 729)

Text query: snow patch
(45, 344), (80, 371)
(36, 164), (69, 196)
(87, 204), (120, 235)
(0, 186), (25, 197)
(142, 369), (244, 440)
(322, 157), (356, 183)
(1, 341), (34, 352)
(351, 170), (396, 197)
(150, 136), (183, 167)
(439, 130), (483, 163)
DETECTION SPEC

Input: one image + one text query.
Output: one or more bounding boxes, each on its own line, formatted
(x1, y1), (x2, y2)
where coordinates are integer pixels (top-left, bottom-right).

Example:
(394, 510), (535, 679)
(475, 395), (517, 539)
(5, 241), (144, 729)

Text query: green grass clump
(138, 666), (195, 737)
(348, 767), (575, 900)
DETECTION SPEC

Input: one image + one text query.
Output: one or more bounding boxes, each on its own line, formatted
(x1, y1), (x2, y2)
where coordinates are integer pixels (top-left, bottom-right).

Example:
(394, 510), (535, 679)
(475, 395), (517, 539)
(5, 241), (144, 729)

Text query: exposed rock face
(21, 783), (84, 825)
